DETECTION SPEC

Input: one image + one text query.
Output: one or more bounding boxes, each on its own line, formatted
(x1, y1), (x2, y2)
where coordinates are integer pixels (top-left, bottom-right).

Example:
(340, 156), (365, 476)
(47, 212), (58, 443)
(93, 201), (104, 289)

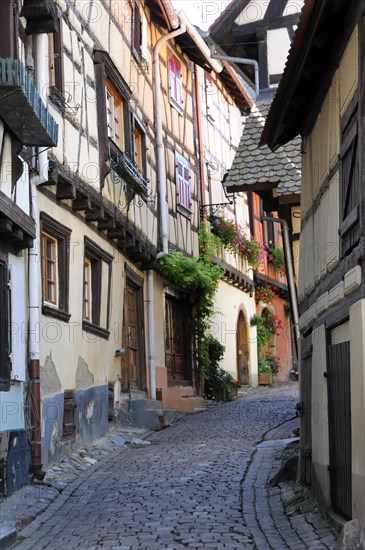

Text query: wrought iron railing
(0, 58), (58, 146)
(108, 140), (149, 197)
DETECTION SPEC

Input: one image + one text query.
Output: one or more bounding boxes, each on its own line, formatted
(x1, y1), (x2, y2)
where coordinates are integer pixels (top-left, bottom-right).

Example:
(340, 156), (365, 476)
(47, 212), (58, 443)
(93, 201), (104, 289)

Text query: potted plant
(269, 246), (286, 275)
(258, 357), (273, 386)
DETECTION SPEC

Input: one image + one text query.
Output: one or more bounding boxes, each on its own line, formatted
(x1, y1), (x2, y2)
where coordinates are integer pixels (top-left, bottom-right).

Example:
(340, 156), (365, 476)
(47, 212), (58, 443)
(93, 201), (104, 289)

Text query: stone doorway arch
(236, 310), (250, 385)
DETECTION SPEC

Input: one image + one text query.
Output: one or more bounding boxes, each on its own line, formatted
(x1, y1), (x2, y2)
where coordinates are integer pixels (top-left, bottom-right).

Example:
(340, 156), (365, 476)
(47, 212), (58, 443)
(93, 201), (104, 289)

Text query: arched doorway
(236, 311), (250, 385)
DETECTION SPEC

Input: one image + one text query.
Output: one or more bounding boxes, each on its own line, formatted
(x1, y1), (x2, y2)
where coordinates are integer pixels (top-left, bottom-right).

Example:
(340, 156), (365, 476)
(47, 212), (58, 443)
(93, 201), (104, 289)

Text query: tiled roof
(224, 96), (301, 196)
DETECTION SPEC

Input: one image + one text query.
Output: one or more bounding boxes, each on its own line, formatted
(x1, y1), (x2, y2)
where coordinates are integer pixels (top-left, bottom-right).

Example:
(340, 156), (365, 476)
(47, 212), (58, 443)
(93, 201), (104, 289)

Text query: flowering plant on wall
(263, 312), (283, 336)
(268, 247), (286, 275)
(209, 214), (237, 251)
(209, 214), (266, 269)
(265, 355), (281, 374)
(235, 229), (266, 269)
(255, 284), (280, 305)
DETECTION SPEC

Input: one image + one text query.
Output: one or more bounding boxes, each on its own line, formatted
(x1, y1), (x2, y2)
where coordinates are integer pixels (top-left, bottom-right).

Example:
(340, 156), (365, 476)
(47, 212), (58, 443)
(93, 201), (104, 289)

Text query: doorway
(165, 295), (192, 385)
(121, 271), (145, 391)
(236, 311), (250, 385)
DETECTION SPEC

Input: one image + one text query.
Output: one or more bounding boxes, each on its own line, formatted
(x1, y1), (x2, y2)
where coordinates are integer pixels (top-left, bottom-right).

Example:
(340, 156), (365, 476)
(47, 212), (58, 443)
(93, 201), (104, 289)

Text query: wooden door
(327, 341), (352, 518)
(236, 311), (250, 385)
(299, 338), (312, 485)
(121, 282), (145, 390)
(165, 296), (191, 384)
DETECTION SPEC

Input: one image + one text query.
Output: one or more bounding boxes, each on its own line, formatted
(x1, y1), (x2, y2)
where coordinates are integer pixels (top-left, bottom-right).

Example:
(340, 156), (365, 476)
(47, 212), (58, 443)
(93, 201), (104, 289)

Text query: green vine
(156, 236), (223, 387)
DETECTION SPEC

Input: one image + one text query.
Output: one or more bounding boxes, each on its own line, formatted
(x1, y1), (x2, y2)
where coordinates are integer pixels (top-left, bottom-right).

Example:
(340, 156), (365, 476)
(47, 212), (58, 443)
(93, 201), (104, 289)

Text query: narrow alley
(13, 384), (336, 550)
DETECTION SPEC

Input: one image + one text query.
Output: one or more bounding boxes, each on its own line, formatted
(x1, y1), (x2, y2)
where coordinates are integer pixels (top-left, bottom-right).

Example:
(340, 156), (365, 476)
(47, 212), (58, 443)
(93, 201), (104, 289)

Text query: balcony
(0, 58), (58, 146)
(108, 140), (148, 197)
(20, 0), (59, 34)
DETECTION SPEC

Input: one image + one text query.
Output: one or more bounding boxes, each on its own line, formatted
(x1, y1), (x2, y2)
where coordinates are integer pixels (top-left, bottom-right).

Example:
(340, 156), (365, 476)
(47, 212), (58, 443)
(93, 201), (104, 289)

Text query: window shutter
(175, 59), (182, 106)
(133, 1), (141, 52)
(169, 54), (182, 106)
(168, 54), (176, 100)
(0, 261), (11, 391)
(141, 13), (148, 60)
(339, 106), (359, 255)
(175, 153), (191, 211)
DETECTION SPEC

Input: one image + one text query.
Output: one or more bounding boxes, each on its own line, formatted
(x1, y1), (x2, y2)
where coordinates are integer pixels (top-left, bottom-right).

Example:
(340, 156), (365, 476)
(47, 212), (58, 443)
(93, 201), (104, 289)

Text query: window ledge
(42, 304), (71, 322)
(82, 320), (110, 340)
(177, 204), (192, 220)
(169, 97), (183, 116)
(49, 86), (67, 113)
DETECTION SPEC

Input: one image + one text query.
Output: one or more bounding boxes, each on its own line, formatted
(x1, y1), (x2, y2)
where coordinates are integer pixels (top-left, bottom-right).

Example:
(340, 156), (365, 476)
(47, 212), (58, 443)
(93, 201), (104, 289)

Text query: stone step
(0, 524), (17, 550)
(144, 399), (163, 412)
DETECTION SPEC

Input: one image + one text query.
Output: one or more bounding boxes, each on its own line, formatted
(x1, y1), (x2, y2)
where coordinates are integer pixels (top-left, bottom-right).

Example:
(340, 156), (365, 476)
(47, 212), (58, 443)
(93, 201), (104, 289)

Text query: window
(42, 233), (57, 305)
(40, 213), (71, 321)
(205, 77), (219, 125)
(340, 100), (359, 256)
(131, 1), (148, 61)
(168, 53), (183, 111)
(94, 50), (133, 185)
(106, 79), (124, 151)
(0, 257), (11, 392)
(49, 11), (64, 103)
(175, 152), (191, 213)
(82, 237), (113, 339)
(132, 117), (146, 176)
(83, 258), (92, 321)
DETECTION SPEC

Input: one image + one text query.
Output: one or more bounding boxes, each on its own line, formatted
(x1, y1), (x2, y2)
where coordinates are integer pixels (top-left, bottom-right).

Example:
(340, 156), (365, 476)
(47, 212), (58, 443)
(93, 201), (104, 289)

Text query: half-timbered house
(0, 0), (58, 494)
(262, 0), (365, 532)
(209, 0), (303, 382)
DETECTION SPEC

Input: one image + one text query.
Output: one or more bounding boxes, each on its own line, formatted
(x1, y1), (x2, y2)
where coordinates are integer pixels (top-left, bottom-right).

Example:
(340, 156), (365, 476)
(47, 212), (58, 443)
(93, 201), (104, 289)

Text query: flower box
(258, 372), (274, 386)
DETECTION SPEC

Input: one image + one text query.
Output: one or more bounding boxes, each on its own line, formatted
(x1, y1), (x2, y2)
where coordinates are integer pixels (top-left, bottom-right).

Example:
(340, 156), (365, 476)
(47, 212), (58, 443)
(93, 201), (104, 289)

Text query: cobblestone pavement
(11, 382), (336, 549)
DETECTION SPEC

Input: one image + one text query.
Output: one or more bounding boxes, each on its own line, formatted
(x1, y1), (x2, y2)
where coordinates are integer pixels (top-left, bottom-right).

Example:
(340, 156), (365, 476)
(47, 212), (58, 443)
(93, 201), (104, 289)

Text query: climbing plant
(156, 239), (223, 387)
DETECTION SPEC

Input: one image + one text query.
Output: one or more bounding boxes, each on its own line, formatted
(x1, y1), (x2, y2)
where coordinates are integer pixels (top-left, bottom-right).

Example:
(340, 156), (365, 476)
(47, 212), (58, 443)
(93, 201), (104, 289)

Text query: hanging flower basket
(209, 214), (266, 269)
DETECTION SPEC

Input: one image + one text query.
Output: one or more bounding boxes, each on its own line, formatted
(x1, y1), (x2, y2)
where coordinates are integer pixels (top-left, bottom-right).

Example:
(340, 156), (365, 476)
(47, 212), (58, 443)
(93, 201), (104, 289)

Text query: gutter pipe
(209, 52), (259, 101)
(261, 216), (300, 355)
(28, 33), (49, 480)
(149, 22), (186, 401)
(149, 13), (222, 400)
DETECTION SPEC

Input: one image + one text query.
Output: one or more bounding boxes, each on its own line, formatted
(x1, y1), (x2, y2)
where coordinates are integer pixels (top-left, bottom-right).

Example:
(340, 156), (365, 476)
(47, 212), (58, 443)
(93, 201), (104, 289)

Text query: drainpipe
(209, 52), (259, 101)
(148, 22), (186, 401)
(154, 23), (186, 259)
(193, 65), (206, 217)
(261, 216), (300, 355)
(28, 33), (49, 480)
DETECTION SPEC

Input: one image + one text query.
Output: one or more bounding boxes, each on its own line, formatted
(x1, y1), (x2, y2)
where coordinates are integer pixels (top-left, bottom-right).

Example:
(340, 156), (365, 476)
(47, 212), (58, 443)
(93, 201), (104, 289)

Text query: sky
(172, 1), (231, 30)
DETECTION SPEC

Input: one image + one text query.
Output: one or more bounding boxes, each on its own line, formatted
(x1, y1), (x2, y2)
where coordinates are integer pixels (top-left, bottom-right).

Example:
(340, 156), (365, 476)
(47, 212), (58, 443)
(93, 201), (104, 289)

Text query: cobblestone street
(13, 383), (336, 549)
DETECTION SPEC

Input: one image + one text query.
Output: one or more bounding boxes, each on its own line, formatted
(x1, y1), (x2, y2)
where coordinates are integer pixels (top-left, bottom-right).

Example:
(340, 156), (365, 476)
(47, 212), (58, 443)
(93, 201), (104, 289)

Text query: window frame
(82, 237), (113, 340)
(48, 9), (64, 107)
(168, 51), (183, 114)
(40, 213), (71, 322)
(204, 76), (219, 125)
(175, 151), (192, 216)
(131, 115), (147, 177)
(105, 78), (125, 151)
(94, 50), (133, 186)
(42, 232), (58, 306)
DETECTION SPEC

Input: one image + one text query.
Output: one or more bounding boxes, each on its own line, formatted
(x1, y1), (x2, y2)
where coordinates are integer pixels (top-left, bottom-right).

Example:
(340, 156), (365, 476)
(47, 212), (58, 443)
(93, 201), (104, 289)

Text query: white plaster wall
(267, 28), (291, 76)
(9, 253), (27, 382)
(211, 279), (258, 386)
(349, 299), (365, 528)
(311, 325), (329, 467)
(0, 383), (25, 431)
(37, 193), (126, 392)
